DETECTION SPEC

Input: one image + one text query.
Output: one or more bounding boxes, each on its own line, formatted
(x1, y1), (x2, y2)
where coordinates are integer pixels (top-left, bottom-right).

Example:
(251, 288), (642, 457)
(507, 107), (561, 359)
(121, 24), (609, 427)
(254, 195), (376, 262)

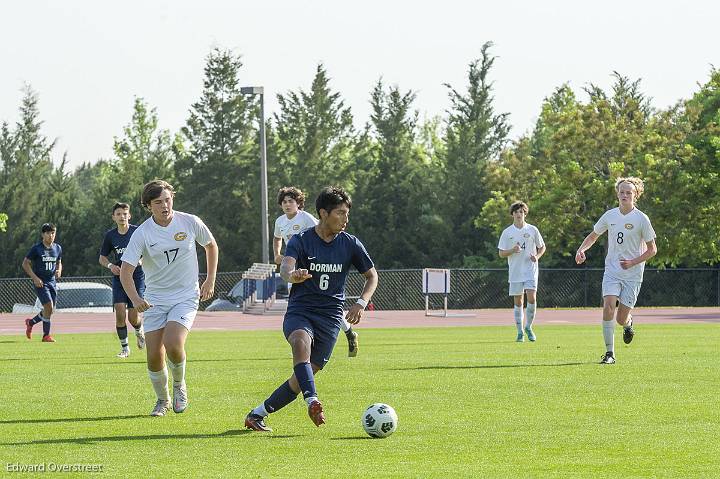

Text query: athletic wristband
(356, 298), (368, 309)
(106, 262), (113, 269)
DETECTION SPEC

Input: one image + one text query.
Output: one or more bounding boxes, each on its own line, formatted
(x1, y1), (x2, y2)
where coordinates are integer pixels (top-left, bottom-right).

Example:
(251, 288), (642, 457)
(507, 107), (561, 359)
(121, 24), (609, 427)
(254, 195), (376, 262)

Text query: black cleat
(599, 351), (616, 364)
(623, 316), (634, 344)
(245, 412), (272, 432)
(347, 331), (359, 357)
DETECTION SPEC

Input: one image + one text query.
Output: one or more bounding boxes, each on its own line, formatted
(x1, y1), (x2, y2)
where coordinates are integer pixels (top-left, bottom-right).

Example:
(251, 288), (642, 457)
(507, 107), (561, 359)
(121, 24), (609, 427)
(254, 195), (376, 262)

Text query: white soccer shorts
(602, 276), (642, 308)
(142, 297), (199, 333)
(509, 279), (537, 296)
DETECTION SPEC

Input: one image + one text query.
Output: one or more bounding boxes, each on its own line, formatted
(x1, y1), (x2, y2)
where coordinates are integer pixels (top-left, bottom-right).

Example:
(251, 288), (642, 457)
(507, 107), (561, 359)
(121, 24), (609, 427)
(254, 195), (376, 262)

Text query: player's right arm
(280, 255), (312, 283)
(21, 257), (43, 288)
(273, 237), (283, 266)
(575, 232), (600, 264)
(120, 261), (151, 312)
(119, 230), (151, 312)
(499, 244), (521, 258)
(497, 230), (521, 258)
(99, 255), (120, 275)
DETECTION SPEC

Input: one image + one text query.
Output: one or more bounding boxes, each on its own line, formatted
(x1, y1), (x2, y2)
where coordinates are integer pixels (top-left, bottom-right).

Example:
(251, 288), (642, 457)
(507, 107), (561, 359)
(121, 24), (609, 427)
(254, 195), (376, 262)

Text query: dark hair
(141, 180), (175, 208)
(112, 202), (130, 214)
(277, 186), (306, 210)
(510, 201), (528, 215)
(41, 223), (56, 233)
(316, 186), (352, 216)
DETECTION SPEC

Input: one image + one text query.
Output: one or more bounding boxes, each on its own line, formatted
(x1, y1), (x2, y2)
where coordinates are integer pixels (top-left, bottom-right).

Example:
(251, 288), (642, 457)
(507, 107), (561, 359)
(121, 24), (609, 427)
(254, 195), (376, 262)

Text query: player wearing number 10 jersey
(22, 223), (62, 342)
(245, 186), (378, 432)
(575, 177), (657, 365)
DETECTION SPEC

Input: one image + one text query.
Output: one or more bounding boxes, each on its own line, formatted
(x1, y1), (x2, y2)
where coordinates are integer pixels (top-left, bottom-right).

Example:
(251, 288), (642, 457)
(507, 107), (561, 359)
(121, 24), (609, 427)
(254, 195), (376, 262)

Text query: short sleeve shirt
(122, 211), (214, 305)
(285, 228), (374, 319)
(274, 210), (319, 245)
(498, 223), (545, 283)
(25, 242), (62, 283)
(593, 207), (656, 282)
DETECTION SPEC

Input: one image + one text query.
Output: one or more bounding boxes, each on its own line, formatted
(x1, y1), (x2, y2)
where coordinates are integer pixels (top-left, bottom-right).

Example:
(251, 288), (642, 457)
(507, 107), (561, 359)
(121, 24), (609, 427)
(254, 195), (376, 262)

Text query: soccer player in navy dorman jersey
(245, 186), (379, 432)
(99, 202), (146, 358)
(22, 223), (62, 342)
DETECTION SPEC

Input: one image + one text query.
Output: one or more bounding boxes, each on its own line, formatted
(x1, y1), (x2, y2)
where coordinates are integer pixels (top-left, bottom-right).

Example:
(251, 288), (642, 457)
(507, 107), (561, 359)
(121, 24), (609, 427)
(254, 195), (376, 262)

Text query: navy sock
(42, 320), (51, 336)
(116, 326), (129, 347)
(263, 380), (298, 413)
(31, 314), (43, 325)
(293, 362), (316, 400)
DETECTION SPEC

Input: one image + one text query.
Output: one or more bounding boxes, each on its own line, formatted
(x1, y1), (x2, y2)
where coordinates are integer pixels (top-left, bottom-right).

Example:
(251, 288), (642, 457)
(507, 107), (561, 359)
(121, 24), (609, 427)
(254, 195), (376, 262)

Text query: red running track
(1, 307), (719, 336)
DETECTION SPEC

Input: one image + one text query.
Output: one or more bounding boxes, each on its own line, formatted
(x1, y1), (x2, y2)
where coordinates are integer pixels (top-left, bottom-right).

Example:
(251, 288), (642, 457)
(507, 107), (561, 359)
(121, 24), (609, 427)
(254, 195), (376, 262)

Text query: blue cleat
(524, 327), (536, 342)
(516, 332), (524, 342)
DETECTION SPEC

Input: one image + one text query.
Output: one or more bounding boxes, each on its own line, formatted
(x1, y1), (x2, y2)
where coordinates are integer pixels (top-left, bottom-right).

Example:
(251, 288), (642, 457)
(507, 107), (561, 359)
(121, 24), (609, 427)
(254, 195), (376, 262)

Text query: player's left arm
(531, 245), (546, 263)
(620, 239), (657, 269)
(346, 267), (379, 325)
(55, 259), (62, 279)
(199, 239), (219, 301)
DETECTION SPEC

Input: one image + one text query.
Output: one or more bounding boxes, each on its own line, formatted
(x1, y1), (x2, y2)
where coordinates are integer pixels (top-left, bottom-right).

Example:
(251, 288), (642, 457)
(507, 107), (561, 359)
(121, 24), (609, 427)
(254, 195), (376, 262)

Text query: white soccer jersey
(274, 210), (318, 245)
(122, 211), (214, 305)
(593, 207), (655, 282)
(498, 223), (545, 283)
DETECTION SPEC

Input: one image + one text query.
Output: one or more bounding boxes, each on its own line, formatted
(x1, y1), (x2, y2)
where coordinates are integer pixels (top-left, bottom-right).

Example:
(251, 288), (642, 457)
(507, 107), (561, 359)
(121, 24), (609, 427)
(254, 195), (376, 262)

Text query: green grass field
(1, 324), (719, 478)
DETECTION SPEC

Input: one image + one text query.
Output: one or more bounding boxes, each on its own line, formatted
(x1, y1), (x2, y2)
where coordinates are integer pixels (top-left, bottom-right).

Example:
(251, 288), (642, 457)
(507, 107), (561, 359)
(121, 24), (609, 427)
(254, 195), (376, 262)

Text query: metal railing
(1, 268), (718, 313)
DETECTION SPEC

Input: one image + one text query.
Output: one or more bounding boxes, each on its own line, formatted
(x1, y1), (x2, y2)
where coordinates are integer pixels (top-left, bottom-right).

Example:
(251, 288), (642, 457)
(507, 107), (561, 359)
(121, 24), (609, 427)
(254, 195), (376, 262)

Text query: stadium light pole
(241, 86), (269, 264)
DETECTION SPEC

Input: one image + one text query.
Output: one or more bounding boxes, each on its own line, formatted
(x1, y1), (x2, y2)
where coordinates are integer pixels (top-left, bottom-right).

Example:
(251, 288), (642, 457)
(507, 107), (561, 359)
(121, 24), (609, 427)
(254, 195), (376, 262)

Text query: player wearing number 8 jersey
(245, 186), (378, 432)
(575, 177), (657, 364)
(120, 180), (219, 417)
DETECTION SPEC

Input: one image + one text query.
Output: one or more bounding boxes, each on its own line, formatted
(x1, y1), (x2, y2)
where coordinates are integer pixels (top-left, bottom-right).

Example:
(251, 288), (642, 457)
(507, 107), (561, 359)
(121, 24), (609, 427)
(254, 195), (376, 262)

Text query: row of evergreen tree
(1, 43), (718, 277)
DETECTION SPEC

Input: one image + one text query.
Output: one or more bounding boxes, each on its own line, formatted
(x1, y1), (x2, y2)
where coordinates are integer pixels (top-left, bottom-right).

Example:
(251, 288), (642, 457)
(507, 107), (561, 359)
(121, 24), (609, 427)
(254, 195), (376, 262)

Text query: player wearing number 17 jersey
(575, 177), (657, 365)
(120, 180), (219, 417)
(245, 186), (378, 432)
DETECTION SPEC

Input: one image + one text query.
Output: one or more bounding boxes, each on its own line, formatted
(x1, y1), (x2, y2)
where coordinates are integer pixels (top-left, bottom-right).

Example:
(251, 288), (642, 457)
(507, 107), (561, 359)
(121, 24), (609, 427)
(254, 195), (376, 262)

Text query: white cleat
(116, 347), (130, 358)
(173, 382), (188, 413)
(136, 327), (146, 350)
(150, 399), (170, 417)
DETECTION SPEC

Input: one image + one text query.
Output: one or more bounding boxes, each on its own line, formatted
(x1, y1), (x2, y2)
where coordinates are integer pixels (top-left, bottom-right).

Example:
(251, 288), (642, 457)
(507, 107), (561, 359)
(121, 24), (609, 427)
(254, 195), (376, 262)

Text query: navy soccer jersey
(25, 242), (62, 283)
(285, 228), (374, 318)
(100, 225), (144, 278)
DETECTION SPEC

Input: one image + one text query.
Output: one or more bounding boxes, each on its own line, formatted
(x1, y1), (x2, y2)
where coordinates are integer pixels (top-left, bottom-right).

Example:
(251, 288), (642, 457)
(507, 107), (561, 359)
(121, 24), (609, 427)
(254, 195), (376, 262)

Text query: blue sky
(1, 0), (717, 169)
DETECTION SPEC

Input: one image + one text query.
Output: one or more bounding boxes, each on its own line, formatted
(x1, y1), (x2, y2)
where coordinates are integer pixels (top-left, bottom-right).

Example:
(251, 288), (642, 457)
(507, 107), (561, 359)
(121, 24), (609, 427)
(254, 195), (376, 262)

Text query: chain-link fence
(1, 268), (719, 313)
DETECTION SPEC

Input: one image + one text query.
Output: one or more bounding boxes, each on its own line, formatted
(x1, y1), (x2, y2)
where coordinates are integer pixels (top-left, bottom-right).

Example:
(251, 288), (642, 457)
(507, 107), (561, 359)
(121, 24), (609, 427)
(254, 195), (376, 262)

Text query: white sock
(148, 368), (170, 401)
(602, 320), (615, 354)
(513, 306), (524, 334)
(624, 314), (633, 329)
(340, 317), (351, 332)
(167, 359), (186, 385)
(305, 395), (318, 406)
(252, 403), (269, 417)
(526, 303), (536, 328)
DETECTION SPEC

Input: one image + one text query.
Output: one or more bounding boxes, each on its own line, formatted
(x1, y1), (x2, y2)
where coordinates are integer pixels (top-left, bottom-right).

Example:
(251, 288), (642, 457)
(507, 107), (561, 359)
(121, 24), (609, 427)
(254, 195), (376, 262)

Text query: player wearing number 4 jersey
(575, 177), (657, 365)
(245, 186), (378, 432)
(498, 201), (546, 343)
(120, 180), (219, 417)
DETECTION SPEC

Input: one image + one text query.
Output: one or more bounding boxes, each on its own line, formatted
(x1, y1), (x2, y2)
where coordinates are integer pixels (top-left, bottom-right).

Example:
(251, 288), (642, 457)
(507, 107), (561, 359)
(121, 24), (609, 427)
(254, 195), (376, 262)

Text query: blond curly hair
(615, 177), (645, 202)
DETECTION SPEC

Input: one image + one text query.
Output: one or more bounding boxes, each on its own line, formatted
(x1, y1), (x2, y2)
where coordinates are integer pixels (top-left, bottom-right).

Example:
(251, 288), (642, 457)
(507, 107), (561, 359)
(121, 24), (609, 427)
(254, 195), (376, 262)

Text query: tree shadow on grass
(3, 429), (258, 446)
(330, 436), (376, 440)
(60, 358), (282, 366)
(0, 414), (147, 425)
(392, 361), (591, 371)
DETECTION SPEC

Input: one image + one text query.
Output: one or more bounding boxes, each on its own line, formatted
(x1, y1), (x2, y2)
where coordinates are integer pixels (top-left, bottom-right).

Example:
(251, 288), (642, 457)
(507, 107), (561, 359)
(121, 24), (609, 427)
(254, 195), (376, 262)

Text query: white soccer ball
(362, 403), (398, 438)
